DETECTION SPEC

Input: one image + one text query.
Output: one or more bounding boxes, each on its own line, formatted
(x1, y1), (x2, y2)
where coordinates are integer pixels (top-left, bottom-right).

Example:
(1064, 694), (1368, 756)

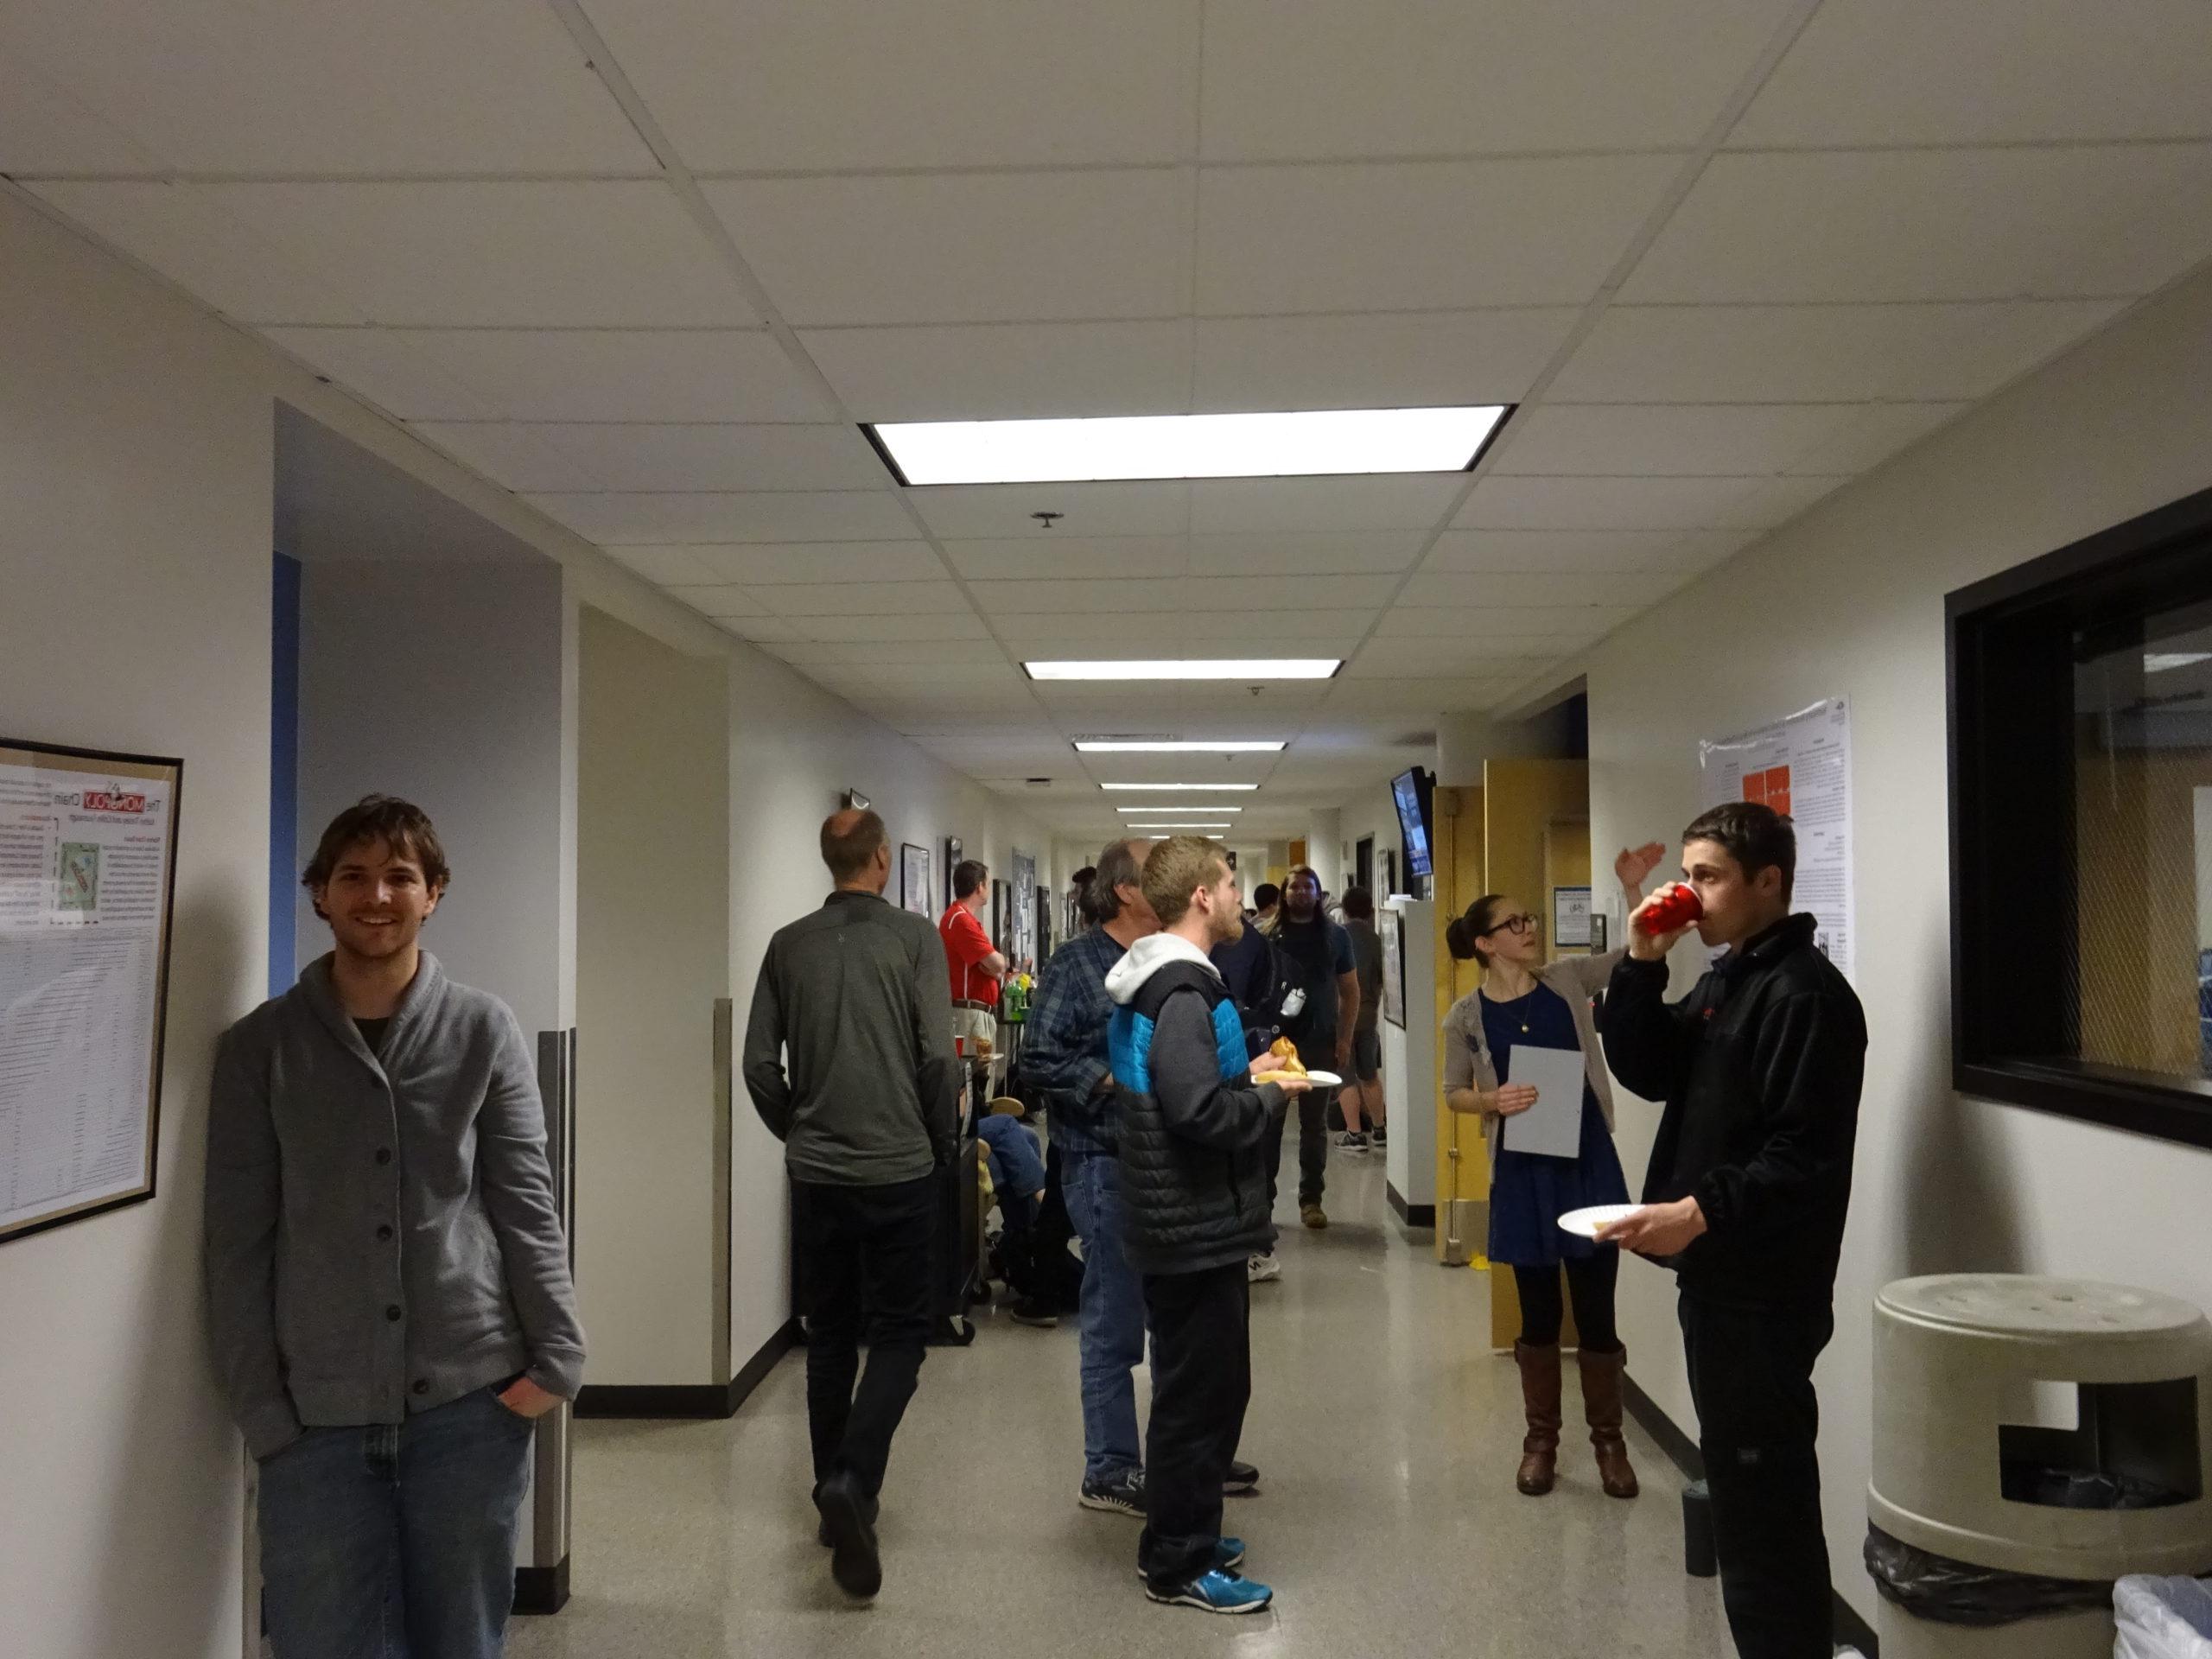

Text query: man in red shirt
(940, 859), (1007, 1017)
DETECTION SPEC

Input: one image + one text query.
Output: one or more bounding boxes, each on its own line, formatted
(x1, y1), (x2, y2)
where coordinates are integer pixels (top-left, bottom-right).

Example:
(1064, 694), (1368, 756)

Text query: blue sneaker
(1135, 1538), (1245, 1580)
(1147, 1567), (1273, 1614)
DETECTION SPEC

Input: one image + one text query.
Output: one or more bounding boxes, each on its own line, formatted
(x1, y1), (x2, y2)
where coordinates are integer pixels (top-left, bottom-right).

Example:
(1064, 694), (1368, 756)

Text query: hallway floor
(509, 1155), (1727, 1657)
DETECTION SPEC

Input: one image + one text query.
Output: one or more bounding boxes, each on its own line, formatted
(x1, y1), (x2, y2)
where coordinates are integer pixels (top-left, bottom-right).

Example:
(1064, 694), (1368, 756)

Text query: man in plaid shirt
(1027, 838), (1260, 1518)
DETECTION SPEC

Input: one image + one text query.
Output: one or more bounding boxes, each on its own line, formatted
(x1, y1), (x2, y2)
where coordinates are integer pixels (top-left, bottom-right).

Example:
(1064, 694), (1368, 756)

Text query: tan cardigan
(1440, 950), (1624, 1163)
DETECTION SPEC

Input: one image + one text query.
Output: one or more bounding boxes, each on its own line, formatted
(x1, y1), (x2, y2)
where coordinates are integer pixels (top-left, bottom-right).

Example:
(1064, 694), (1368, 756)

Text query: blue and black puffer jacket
(1105, 934), (1285, 1275)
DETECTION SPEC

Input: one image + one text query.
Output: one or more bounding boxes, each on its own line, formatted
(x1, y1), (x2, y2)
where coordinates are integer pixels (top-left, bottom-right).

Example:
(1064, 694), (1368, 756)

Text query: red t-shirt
(939, 902), (1001, 1007)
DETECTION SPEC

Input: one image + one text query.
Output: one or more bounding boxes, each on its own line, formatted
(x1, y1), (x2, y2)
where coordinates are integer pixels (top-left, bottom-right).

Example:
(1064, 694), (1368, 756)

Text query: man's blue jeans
(257, 1384), (536, 1659)
(1060, 1146), (1147, 1484)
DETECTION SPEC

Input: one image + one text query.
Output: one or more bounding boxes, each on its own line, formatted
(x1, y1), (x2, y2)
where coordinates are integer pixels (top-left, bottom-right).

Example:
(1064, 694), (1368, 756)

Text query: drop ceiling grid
(11, 1), (2212, 809)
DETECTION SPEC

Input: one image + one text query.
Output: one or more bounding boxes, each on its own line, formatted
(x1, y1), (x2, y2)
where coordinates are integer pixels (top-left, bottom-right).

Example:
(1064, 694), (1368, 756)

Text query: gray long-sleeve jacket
(205, 953), (585, 1459)
(742, 887), (959, 1185)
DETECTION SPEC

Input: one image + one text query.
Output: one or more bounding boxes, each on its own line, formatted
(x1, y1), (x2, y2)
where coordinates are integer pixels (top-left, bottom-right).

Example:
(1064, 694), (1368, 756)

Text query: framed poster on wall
(1552, 886), (1592, 949)
(899, 843), (932, 918)
(1, 738), (184, 1244)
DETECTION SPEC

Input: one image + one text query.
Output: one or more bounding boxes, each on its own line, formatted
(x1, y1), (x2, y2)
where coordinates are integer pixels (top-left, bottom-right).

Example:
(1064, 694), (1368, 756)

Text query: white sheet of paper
(1502, 1044), (1586, 1160)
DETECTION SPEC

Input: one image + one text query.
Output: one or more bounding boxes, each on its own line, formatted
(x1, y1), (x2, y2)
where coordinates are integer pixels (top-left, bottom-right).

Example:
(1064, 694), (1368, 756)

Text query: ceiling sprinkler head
(1031, 510), (1063, 529)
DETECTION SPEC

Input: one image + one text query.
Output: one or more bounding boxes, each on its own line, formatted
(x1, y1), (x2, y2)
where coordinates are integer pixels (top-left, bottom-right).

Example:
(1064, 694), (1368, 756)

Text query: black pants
(1140, 1262), (1251, 1588)
(1262, 1086), (1330, 1211)
(1512, 1251), (1621, 1351)
(793, 1174), (936, 1500)
(1680, 1294), (1835, 1659)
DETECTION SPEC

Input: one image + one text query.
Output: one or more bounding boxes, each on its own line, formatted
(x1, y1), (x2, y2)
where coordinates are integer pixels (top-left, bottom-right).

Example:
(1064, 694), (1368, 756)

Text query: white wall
(295, 562), (568, 1036)
(725, 645), (1060, 1363)
(577, 607), (730, 1388)
(1573, 264), (2212, 1630)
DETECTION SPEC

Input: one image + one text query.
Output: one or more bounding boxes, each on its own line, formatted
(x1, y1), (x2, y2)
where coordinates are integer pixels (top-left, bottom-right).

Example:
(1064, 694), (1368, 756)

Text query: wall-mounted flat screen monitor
(1392, 766), (1433, 880)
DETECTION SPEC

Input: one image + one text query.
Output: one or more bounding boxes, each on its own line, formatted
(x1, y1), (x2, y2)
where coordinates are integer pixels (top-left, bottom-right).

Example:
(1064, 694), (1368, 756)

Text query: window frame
(1947, 482), (2212, 1152)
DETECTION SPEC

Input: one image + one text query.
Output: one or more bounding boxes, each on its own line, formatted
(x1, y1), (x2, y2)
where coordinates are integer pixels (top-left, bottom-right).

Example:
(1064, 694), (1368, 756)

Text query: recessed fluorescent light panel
(1129, 823), (1234, 830)
(1030, 659), (1338, 682)
(868, 405), (1508, 486)
(1099, 783), (1261, 791)
(1075, 740), (1287, 753)
(1116, 805), (1243, 814)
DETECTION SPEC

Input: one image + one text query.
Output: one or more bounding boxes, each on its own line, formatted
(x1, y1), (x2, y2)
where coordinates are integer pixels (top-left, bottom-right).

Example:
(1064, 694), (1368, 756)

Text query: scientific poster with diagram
(1698, 698), (1853, 978)
(1011, 851), (1037, 969)
(0, 741), (182, 1243)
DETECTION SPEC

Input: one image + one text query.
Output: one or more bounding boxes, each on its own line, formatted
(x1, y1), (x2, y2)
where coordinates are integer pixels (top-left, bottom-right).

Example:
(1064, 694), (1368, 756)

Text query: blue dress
(1480, 983), (1630, 1268)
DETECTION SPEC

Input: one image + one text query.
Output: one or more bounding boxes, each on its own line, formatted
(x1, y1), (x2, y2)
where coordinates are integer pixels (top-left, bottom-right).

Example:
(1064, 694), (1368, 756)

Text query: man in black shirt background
(1267, 867), (1358, 1232)
(1600, 803), (1866, 1659)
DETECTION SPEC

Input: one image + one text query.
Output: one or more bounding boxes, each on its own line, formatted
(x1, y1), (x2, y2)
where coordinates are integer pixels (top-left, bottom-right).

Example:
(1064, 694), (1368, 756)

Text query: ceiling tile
(944, 537), (1192, 582)
(1196, 156), (1680, 314)
(1732, 0), (2212, 148)
(998, 613), (1364, 649)
(0, 0), (652, 174)
(609, 547), (721, 584)
(1619, 146), (2212, 304)
(1326, 677), (1520, 713)
(705, 171), (1191, 327)
(1189, 532), (1431, 576)
(1728, 474), (1853, 526)
(789, 611), (994, 643)
(772, 639), (1001, 668)
(1496, 403), (1872, 476)
(416, 422), (885, 493)
(200, 181), (760, 327)
(661, 542), (947, 585)
(1191, 310), (1580, 411)
(912, 481), (1191, 540)
(1401, 571), (1681, 608)
(1374, 607), (1624, 641)
(716, 615), (810, 643)
(1547, 301), (2131, 403)
(266, 327), (822, 423)
(1199, 0), (1797, 160)
(1780, 403), (1969, 475)
(1427, 529), (1754, 573)
(1189, 474), (1465, 534)
(0, 54), (162, 172)
(27, 182), (368, 325)
(758, 581), (976, 618)
(1457, 474), (1779, 531)
(582, 0), (1195, 170)
(667, 583), (768, 620)
(527, 490), (914, 544)
(803, 322), (1192, 422)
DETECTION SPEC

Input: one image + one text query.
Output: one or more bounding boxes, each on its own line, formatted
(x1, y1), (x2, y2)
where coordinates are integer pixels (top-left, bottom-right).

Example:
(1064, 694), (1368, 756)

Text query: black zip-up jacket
(1601, 913), (1866, 1310)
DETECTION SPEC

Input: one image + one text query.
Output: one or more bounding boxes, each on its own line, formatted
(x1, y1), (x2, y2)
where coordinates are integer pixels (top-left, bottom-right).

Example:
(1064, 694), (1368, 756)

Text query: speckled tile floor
(507, 1154), (1727, 1657)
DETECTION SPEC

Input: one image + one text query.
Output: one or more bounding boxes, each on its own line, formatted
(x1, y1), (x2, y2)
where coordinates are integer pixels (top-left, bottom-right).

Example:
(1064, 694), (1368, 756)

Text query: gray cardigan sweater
(1441, 950), (1626, 1163)
(205, 953), (585, 1459)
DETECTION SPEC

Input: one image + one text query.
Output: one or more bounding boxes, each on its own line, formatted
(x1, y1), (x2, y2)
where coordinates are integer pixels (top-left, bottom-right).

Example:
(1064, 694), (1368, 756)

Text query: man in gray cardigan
(206, 796), (584, 1659)
(743, 806), (959, 1602)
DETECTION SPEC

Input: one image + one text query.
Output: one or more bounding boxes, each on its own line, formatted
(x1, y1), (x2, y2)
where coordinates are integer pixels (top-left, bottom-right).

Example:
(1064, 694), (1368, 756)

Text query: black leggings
(1513, 1251), (1621, 1352)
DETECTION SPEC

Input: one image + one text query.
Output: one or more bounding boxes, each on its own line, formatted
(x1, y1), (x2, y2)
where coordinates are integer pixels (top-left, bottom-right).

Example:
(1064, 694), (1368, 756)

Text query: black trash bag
(2001, 1464), (2188, 1510)
(1865, 1525), (2113, 1627)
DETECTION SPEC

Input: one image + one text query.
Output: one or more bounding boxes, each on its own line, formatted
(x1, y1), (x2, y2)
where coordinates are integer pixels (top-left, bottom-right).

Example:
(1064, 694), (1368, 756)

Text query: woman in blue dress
(1442, 844), (1663, 1500)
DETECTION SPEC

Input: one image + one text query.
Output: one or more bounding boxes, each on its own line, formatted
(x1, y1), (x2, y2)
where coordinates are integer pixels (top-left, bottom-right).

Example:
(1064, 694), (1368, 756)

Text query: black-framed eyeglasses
(1490, 912), (1538, 936)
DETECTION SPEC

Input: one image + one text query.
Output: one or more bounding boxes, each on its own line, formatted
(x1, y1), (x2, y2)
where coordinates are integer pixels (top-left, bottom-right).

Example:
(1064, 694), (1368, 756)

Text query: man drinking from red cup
(1598, 802), (1866, 1659)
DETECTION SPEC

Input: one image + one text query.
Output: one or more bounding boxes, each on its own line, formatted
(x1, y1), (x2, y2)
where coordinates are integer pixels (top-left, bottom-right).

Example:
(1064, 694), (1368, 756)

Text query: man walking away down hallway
(742, 807), (959, 1601)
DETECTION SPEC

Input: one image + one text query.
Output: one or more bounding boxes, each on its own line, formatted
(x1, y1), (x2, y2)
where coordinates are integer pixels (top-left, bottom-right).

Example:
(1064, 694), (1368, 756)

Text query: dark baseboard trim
(1385, 1182), (1435, 1230)
(512, 1556), (569, 1616)
(1621, 1372), (1878, 1656)
(574, 1319), (803, 1421)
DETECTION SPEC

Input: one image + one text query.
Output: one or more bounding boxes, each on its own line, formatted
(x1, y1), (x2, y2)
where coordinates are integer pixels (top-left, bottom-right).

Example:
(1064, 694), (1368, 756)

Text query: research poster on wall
(1698, 698), (1853, 979)
(0, 741), (182, 1243)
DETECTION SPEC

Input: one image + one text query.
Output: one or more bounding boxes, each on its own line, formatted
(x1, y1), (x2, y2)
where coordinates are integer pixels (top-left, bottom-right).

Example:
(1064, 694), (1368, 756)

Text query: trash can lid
(1878, 1274), (2205, 1338)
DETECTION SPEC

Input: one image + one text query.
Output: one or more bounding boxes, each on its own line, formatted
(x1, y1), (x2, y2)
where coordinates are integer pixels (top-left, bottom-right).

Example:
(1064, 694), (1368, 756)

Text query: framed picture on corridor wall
(899, 843), (932, 918)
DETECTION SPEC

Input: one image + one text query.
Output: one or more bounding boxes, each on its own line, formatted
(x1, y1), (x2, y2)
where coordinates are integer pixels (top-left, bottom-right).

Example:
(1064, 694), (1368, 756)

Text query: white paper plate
(1558, 1204), (1640, 1241)
(1303, 1070), (1343, 1088)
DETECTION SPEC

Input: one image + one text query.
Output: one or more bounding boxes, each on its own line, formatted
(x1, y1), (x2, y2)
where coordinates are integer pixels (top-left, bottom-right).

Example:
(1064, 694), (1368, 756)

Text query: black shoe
(815, 1491), (878, 1547)
(817, 1471), (881, 1599)
(1224, 1459), (1260, 1496)
(1007, 1296), (1059, 1327)
(1078, 1465), (1146, 1517)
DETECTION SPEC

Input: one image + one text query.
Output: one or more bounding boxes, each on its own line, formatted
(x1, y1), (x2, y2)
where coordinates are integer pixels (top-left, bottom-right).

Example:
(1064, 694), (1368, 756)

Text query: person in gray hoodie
(1107, 836), (1311, 1617)
(206, 796), (584, 1659)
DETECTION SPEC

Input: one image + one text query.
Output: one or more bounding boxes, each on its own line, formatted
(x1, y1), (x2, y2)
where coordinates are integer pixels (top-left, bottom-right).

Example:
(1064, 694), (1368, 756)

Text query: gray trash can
(1868, 1275), (2212, 1656)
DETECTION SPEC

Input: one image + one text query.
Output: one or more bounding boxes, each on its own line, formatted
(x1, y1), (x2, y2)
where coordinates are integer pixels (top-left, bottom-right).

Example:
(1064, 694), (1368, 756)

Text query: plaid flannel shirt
(1022, 926), (1128, 1155)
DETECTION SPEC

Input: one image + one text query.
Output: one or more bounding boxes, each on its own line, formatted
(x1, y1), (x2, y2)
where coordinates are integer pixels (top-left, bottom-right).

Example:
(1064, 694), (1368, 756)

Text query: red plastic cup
(1637, 882), (1704, 936)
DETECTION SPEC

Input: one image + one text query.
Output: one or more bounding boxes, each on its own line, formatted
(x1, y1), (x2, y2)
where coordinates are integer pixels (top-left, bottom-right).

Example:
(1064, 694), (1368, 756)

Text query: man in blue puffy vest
(1106, 836), (1312, 1615)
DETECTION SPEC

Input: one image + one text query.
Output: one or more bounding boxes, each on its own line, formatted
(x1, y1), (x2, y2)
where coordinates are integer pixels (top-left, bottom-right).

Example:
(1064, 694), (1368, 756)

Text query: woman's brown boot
(1515, 1342), (1563, 1496)
(1578, 1345), (1640, 1499)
